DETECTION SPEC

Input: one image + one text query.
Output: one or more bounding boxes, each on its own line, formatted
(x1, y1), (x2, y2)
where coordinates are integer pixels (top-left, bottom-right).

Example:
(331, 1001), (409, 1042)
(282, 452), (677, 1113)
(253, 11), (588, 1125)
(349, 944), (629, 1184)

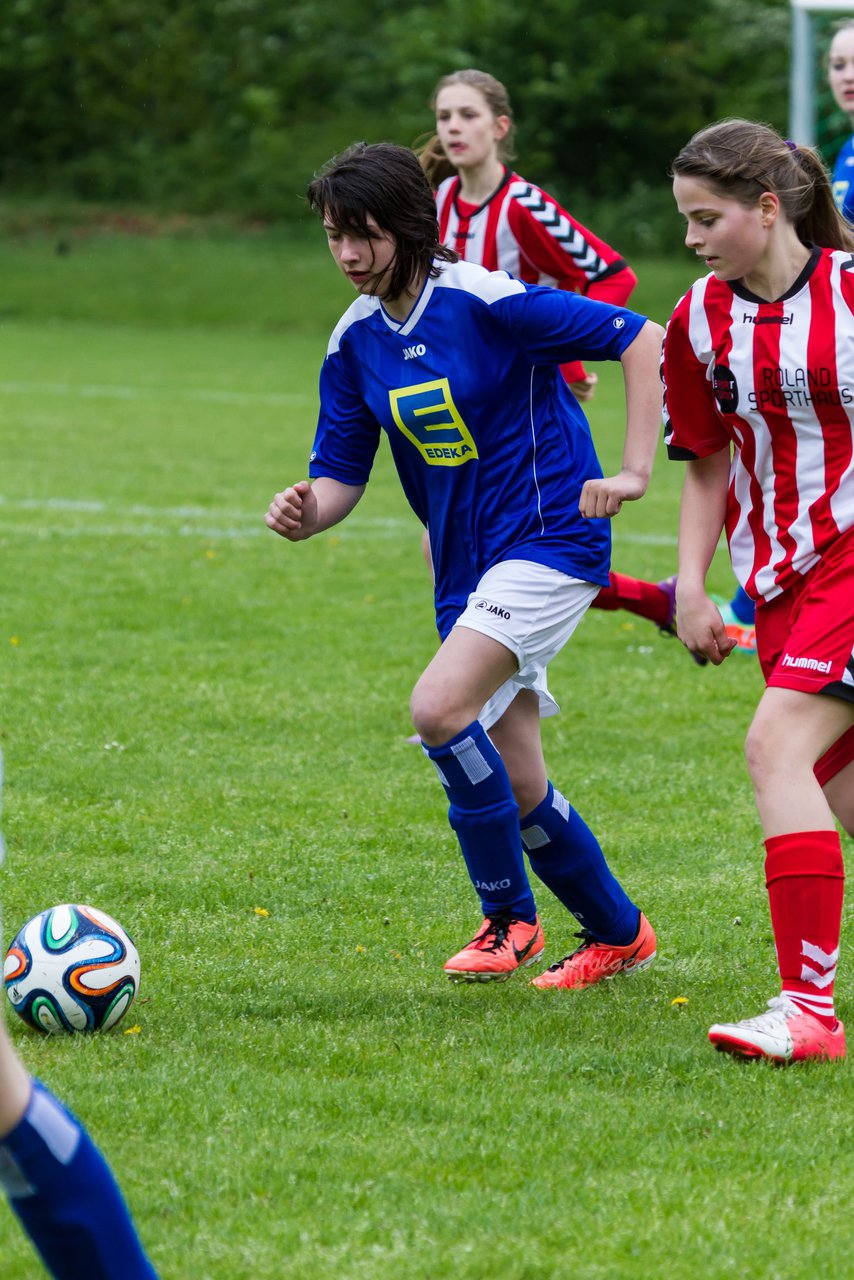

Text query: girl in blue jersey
(267, 142), (662, 988)
(829, 21), (854, 224)
(0, 754), (158, 1279)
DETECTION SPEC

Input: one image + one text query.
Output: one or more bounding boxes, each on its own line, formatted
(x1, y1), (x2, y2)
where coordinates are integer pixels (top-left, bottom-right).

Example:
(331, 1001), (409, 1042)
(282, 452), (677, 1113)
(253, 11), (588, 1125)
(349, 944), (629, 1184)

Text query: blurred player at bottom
(0, 753), (158, 1278)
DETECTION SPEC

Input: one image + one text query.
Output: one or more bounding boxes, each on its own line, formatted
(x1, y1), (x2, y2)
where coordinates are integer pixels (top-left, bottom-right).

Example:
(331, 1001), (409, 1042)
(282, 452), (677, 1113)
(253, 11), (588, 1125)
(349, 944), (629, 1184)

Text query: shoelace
(471, 915), (516, 952)
(545, 929), (595, 972)
(726, 997), (799, 1031)
(762, 996), (799, 1018)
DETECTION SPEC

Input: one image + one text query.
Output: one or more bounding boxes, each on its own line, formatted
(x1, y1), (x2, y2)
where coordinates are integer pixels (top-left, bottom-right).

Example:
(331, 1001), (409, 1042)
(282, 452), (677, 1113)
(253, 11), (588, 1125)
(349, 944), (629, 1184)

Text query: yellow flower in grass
(124, 1025), (142, 1035)
(671, 997), (689, 1007)
(254, 907), (269, 918)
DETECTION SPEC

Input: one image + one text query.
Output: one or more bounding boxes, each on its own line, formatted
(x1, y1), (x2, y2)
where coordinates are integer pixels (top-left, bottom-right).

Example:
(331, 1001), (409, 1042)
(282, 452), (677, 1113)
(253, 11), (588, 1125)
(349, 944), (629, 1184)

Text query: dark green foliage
(0, 0), (807, 246)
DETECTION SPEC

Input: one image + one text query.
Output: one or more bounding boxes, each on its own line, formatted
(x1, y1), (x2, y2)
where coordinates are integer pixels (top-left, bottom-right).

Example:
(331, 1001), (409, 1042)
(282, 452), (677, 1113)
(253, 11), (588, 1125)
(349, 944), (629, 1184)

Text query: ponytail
(414, 132), (458, 191)
(791, 145), (854, 249)
(672, 118), (854, 251)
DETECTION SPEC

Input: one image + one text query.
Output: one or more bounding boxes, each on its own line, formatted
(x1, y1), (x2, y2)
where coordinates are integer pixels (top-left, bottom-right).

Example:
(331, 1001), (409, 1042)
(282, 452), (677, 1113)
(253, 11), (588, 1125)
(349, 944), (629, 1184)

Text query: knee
(409, 680), (467, 747)
(744, 718), (774, 790)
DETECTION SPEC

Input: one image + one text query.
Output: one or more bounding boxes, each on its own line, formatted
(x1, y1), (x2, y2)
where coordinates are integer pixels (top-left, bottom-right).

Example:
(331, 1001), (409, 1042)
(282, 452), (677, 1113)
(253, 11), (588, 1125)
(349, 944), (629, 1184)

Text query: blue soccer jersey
(833, 134), (854, 224)
(309, 259), (647, 637)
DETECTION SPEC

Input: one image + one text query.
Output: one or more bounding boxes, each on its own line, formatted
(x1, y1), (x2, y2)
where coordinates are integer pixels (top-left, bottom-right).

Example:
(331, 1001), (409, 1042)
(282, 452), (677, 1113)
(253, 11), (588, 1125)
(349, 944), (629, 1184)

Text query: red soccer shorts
(755, 524), (854, 784)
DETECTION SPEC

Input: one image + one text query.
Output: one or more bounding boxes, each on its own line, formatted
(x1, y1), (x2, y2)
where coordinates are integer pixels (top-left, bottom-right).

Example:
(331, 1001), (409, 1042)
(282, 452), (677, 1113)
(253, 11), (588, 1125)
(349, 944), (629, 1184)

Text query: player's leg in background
(711, 583), (757, 653)
(593, 571), (758, 661)
(821, 739), (854, 838)
(591, 570), (673, 626)
(592, 571), (708, 664)
(728, 585), (755, 625)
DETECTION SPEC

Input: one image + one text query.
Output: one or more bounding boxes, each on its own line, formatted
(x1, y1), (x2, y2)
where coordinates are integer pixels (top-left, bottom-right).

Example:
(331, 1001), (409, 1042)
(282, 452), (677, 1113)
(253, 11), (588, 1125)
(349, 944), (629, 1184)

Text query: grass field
(0, 227), (851, 1280)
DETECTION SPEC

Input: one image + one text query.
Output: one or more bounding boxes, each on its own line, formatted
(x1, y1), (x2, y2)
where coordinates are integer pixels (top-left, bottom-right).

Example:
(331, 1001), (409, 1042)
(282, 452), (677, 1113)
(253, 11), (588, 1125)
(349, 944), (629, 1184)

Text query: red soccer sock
(591, 572), (672, 626)
(765, 831), (845, 1029)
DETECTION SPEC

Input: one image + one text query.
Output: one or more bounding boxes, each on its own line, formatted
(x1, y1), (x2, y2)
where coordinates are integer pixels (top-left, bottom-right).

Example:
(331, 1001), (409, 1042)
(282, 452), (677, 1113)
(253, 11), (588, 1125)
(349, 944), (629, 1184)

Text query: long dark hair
(671, 118), (854, 251)
(307, 142), (457, 299)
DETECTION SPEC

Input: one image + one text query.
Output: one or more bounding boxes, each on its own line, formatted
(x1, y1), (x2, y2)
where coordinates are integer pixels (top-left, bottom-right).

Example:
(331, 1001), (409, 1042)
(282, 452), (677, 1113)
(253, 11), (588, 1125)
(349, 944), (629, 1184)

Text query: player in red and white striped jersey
(417, 69), (690, 651)
(664, 118), (854, 1063)
(422, 70), (637, 401)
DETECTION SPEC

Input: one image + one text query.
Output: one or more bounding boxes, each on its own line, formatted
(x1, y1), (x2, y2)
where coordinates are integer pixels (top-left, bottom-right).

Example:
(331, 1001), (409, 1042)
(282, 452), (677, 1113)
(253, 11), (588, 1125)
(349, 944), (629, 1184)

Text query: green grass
(0, 228), (851, 1280)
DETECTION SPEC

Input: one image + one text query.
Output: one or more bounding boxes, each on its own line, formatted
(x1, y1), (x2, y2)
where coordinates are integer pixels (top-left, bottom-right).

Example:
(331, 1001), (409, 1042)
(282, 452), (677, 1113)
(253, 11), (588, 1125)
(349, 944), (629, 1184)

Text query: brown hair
(416, 69), (516, 190)
(307, 142), (457, 300)
(671, 118), (854, 251)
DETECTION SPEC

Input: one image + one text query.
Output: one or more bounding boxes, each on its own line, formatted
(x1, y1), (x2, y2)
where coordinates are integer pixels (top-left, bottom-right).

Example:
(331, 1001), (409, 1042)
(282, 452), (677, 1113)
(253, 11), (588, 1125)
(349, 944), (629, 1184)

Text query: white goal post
(790, 0), (854, 143)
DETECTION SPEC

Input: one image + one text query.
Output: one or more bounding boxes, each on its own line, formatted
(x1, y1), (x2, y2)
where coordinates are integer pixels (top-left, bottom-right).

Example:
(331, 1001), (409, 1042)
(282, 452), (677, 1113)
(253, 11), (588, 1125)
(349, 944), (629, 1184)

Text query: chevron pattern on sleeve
(511, 183), (604, 277)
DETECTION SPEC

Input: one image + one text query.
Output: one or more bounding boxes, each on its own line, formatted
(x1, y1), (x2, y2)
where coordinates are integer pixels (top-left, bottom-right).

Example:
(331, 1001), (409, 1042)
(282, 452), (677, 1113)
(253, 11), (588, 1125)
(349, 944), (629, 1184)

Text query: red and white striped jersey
(663, 246), (854, 601)
(435, 170), (636, 383)
(435, 170), (634, 297)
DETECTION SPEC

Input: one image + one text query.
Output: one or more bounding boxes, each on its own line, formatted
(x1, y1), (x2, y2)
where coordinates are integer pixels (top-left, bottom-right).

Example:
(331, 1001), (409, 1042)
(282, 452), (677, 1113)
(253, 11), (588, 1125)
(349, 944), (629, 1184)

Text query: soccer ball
(4, 904), (141, 1033)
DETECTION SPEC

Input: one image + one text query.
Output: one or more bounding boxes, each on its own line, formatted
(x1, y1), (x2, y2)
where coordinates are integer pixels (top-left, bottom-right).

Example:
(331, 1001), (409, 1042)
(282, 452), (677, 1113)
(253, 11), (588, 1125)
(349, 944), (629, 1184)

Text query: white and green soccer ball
(4, 904), (141, 1034)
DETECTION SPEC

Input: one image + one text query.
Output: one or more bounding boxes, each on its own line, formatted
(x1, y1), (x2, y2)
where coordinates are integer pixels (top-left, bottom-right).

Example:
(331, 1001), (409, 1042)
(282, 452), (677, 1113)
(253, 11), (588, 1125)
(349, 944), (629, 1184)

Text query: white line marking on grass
(0, 523), (267, 540)
(0, 380), (313, 408)
(0, 497), (680, 545)
(0, 497), (419, 540)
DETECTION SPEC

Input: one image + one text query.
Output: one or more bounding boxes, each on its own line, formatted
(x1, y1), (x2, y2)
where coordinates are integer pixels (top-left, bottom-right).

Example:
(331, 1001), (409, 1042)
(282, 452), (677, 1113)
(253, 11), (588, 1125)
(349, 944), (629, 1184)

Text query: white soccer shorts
(453, 559), (600, 730)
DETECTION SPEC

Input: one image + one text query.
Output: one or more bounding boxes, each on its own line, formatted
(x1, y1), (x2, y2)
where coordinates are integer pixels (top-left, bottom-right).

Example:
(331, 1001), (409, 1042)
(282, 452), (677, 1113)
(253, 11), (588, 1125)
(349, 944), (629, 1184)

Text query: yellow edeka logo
(389, 378), (478, 467)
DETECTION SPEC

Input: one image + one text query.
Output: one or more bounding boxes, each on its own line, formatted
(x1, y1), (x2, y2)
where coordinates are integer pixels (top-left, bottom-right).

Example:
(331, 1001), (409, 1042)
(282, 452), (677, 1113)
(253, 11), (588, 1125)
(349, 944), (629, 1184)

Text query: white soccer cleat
(708, 995), (846, 1063)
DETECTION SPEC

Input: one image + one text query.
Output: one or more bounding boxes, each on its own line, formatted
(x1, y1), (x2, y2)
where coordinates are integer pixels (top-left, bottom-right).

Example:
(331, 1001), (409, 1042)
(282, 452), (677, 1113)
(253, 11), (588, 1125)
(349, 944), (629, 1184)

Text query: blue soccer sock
(0, 1080), (157, 1280)
(520, 782), (639, 944)
(424, 720), (537, 922)
(729, 585), (756, 625)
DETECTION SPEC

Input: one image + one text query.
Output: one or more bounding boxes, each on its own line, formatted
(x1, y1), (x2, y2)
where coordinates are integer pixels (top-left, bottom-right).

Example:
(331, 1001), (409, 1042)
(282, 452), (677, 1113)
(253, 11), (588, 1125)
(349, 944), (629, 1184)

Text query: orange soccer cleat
(531, 912), (656, 990)
(444, 914), (544, 982)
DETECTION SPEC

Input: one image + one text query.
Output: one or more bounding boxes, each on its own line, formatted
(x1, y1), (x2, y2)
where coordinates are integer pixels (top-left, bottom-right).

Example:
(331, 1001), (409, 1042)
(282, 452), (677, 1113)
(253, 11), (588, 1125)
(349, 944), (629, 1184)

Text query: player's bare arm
(266, 476), (365, 541)
(675, 448), (736, 665)
(579, 319), (665, 518)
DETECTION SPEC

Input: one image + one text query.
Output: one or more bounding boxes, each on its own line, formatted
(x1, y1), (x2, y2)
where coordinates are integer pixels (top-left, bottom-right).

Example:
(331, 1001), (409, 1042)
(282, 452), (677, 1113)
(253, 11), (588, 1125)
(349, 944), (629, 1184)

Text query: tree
(0, 0), (792, 244)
